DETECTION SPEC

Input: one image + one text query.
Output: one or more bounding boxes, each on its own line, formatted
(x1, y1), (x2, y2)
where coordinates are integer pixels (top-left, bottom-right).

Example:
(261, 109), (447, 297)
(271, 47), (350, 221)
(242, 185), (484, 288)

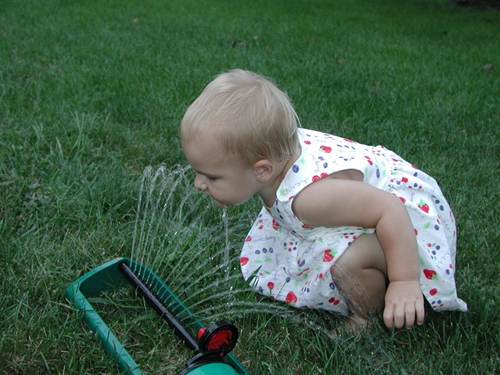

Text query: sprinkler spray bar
(66, 257), (250, 374)
(118, 261), (199, 351)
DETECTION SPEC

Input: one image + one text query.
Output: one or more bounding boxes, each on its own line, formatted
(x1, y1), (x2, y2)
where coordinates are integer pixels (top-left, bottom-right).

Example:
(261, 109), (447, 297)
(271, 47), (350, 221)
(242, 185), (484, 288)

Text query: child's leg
(330, 233), (387, 323)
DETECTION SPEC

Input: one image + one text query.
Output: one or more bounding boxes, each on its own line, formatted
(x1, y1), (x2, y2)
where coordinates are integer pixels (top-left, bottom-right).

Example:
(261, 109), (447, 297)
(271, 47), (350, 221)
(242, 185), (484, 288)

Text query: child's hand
(383, 280), (425, 329)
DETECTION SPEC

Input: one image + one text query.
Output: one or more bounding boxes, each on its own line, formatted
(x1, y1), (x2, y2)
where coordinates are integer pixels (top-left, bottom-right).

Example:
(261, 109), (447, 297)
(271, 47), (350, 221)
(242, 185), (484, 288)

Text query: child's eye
(207, 176), (217, 181)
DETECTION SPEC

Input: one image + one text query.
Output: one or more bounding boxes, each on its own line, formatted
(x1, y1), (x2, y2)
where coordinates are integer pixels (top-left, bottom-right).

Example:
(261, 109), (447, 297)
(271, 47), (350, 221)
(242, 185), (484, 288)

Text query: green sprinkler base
(65, 257), (250, 375)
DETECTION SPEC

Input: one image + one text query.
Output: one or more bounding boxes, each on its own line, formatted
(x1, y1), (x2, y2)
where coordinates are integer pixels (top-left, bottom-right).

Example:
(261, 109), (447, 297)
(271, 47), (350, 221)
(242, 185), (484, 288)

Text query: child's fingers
(416, 300), (426, 325)
(383, 305), (395, 329)
(393, 303), (407, 329)
(405, 300), (425, 329)
(404, 305), (416, 329)
(384, 300), (424, 329)
(384, 281), (425, 329)
(383, 303), (408, 329)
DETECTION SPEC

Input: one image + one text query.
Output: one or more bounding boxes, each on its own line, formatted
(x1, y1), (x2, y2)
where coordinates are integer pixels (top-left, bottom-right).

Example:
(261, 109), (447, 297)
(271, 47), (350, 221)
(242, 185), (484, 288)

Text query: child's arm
(292, 175), (425, 329)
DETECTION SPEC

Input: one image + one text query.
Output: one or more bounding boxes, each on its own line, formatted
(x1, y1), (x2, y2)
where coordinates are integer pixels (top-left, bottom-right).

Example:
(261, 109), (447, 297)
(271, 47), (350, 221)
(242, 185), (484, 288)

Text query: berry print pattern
(240, 129), (467, 314)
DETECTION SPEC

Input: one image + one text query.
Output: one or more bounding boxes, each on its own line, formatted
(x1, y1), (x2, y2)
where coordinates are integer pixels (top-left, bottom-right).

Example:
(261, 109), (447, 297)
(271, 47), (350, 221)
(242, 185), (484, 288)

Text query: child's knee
(330, 234), (388, 316)
(331, 233), (387, 278)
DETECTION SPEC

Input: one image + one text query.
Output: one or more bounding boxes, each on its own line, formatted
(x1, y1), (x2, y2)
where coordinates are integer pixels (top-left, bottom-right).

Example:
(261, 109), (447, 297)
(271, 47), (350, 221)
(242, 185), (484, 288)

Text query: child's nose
(194, 174), (207, 191)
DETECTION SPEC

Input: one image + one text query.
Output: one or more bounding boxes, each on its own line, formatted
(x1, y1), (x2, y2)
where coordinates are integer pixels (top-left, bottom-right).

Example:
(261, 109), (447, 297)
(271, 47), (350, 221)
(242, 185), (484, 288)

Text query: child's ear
(253, 159), (274, 182)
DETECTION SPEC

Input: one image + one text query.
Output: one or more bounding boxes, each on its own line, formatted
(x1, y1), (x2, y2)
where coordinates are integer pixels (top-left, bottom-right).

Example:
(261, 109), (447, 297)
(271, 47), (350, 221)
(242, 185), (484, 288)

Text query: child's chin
(214, 200), (229, 208)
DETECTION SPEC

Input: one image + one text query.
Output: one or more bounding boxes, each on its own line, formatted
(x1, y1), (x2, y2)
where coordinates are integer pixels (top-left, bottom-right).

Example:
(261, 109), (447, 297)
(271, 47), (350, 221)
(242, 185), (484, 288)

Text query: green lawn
(1, 0), (499, 374)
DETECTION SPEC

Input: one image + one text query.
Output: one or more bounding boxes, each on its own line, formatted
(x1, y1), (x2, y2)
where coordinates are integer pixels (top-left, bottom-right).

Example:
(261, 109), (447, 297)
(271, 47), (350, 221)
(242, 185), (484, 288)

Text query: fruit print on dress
(240, 257), (249, 266)
(423, 269), (438, 280)
(329, 297), (341, 306)
(286, 291), (298, 304)
(323, 249), (336, 262)
(272, 219), (281, 232)
(431, 298), (444, 309)
(418, 200), (430, 213)
(426, 242), (442, 261)
(284, 240), (298, 252)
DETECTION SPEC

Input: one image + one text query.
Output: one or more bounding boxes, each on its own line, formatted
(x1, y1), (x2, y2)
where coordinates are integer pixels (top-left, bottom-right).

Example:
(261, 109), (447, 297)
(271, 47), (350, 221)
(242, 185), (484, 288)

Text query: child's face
(182, 134), (261, 208)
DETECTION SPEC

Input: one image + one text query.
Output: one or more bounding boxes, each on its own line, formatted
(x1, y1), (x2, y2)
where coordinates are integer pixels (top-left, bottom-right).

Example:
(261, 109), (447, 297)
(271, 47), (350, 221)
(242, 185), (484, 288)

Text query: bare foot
(330, 314), (369, 339)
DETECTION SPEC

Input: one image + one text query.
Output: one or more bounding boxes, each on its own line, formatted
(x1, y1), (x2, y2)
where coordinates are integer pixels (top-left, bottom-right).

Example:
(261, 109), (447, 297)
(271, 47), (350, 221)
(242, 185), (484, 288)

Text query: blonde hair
(180, 69), (299, 167)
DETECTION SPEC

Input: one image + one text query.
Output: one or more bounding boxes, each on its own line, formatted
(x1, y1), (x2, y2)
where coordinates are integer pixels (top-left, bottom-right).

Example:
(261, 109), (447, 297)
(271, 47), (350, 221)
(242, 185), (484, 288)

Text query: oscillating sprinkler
(66, 257), (251, 375)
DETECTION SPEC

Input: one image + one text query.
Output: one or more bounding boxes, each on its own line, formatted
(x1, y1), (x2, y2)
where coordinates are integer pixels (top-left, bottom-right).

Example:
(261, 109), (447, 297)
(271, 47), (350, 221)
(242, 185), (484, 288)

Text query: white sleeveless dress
(240, 128), (467, 315)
